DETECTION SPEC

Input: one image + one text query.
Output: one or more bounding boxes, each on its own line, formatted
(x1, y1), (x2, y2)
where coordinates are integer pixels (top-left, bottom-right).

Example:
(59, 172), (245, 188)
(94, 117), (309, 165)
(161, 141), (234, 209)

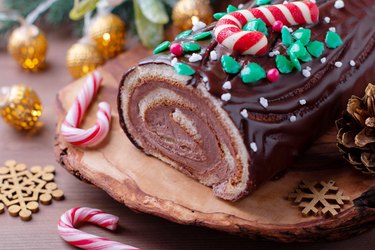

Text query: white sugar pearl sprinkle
(189, 53), (202, 62)
(192, 21), (206, 32)
(259, 97), (269, 109)
(283, 1), (288, 4)
(210, 51), (218, 61)
(221, 93), (231, 102)
(238, 4), (244, 9)
(350, 60), (356, 67)
(202, 76), (208, 83)
(240, 109), (248, 118)
(329, 27), (336, 32)
(334, 0), (345, 9)
(306, 66), (312, 71)
(250, 142), (258, 152)
(324, 17), (331, 23)
(222, 81), (232, 90)
(335, 61), (343, 68)
(320, 57), (327, 64)
(302, 69), (311, 78)
(290, 115), (297, 123)
(299, 99), (307, 105)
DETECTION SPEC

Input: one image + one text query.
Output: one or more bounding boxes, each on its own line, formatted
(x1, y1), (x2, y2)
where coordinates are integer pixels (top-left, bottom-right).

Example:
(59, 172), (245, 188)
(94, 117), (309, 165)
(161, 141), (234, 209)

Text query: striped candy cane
(61, 71), (111, 147)
(58, 207), (139, 250)
(214, 1), (319, 55)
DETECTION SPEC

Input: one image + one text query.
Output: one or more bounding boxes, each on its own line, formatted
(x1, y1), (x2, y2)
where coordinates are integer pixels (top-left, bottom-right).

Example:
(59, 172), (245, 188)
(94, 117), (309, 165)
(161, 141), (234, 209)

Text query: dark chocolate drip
(139, 0), (375, 186)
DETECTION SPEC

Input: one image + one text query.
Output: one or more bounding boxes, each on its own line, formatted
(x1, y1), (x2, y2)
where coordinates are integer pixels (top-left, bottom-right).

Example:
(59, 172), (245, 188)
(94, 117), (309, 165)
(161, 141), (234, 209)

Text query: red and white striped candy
(214, 1), (319, 55)
(58, 207), (139, 250)
(61, 71), (111, 147)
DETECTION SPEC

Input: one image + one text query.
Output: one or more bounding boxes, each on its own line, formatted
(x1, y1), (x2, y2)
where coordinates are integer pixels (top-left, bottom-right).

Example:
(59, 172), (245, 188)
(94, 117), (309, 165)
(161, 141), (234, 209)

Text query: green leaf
(134, 0), (164, 48)
(173, 62), (195, 76)
(181, 42), (201, 52)
(137, 0), (169, 24)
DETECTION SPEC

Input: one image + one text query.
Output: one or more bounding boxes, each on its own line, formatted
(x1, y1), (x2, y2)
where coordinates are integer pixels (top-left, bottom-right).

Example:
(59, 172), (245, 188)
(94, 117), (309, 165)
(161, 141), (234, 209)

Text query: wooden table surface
(0, 29), (374, 250)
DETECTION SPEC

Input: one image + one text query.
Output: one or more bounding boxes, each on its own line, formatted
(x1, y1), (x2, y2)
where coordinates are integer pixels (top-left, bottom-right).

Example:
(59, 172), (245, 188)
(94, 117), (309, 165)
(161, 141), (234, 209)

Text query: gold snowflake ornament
(289, 180), (351, 217)
(0, 160), (64, 221)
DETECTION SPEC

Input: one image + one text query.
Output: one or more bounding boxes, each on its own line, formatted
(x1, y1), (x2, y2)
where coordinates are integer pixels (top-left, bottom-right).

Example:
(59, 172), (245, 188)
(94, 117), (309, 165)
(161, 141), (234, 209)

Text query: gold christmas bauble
(66, 41), (104, 79)
(0, 86), (42, 130)
(7, 24), (48, 72)
(172, 0), (214, 31)
(88, 14), (126, 60)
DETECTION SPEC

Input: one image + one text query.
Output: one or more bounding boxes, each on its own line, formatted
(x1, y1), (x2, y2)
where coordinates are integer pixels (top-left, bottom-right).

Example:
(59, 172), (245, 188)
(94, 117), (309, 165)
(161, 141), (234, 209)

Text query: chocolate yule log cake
(118, 0), (375, 201)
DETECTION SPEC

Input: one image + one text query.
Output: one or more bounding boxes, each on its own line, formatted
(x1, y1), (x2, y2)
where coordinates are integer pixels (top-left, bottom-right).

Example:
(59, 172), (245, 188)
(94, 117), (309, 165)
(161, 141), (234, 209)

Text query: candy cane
(58, 207), (139, 250)
(214, 1), (319, 55)
(61, 71), (111, 147)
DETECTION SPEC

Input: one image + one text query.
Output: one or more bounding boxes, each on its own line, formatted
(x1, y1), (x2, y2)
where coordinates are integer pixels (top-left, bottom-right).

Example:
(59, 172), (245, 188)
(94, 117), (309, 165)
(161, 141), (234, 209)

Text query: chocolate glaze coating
(120, 0), (375, 194)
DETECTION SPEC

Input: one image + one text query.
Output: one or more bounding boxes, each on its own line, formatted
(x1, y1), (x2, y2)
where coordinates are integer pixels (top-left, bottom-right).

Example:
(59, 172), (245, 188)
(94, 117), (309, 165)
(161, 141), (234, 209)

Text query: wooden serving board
(55, 45), (375, 242)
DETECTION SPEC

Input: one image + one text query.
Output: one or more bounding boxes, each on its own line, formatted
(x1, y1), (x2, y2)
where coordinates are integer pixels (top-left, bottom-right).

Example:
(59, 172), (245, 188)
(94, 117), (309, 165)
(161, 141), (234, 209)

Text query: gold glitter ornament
(66, 41), (104, 79)
(88, 14), (126, 59)
(7, 24), (48, 72)
(0, 86), (42, 131)
(172, 0), (214, 31)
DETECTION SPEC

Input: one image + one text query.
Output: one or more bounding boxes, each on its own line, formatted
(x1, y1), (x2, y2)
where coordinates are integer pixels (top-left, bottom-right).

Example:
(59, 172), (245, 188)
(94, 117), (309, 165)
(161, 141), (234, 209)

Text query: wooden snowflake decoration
(288, 180), (351, 217)
(0, 160), (64, 221)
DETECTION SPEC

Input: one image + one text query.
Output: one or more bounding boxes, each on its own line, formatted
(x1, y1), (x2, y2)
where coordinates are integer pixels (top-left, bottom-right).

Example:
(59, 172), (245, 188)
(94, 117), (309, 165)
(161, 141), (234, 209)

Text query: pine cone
(336, 83), (375, 175)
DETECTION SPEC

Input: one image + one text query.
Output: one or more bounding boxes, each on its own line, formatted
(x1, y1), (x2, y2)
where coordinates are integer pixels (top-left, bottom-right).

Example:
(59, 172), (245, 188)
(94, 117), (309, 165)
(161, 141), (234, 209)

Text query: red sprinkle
(267, 68), (280, 82)
(272, 21), (284, 32)
(170, 43), (184, 56)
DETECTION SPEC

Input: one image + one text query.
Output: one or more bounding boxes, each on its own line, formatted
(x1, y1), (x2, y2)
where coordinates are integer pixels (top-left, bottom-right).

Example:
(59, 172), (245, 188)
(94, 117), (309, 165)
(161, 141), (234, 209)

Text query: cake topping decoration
(221, 93), (231, 102)
(324, 16), (331, 23)
(222, 81), (232, 90)
(334, 0), (345, 9)
(326, 31), (343, 48)
(189, 53), (203, 63)
(250, 142), (258, 152)
(210, 51), (218, 61)
(170, 43), (184, 56)
(181, 42), (201, 52)
(306, 41), (325, 58)
(221, 55), (241, 74)
(350, 60), (356, 67)
(227, 4), (238, 13)
(240, 109), (249, 118)
(282, 26), (294, 47)
(213, 12), (226, 20)
(335, 61), (343, 68)
(193, 31), (212, 41)
(259, 97), (269, 108)
(266, 68), (280, 82)
(293, 28), (311, 46)
(173, 62), (196, 76)
(302, 68), (311, 78)
(299, 99), (307, 105)
(175, 30), (192, 40)
(192, 21), (206, 32)
(276, 55), (294, 74)
(320, 57), (327, 63)
(153, 41), (170, 54)
(214, 2), (319, 55)
(290, 115), (297, 122)
(171, 58), (178, 66)
(272, 21), (284, 32)
(241, 63), (266, 84)
(256, 0), (272, 6)
(329, 27), (336, 32)
(243, 18), (268, 36)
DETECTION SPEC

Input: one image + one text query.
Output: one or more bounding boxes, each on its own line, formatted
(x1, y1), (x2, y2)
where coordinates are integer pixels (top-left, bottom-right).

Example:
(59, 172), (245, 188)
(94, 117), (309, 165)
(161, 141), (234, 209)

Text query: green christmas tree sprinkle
(181, 43), (201, 52)
(221, 55), (241, 74)
(153, 41), (171, 54)
(193, 31), (212, 41)
(256, 0), (272, 6)
(306, 41), (325, 58)
(175, 30), (192, 40)
(214, 12), (226, 20)
(173, 63), (195, 76)
(288, 41), (309, 61)
(290, 54), (301, 71)
(281, 27), (294, 47)
(275, 55), (294, 74)
(292, 28), (311, 46)
(241, 63), (266, 83)
(325, 31), (343, 49)
(243, 18), (268, 36)
(227, 4), (238, 13)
